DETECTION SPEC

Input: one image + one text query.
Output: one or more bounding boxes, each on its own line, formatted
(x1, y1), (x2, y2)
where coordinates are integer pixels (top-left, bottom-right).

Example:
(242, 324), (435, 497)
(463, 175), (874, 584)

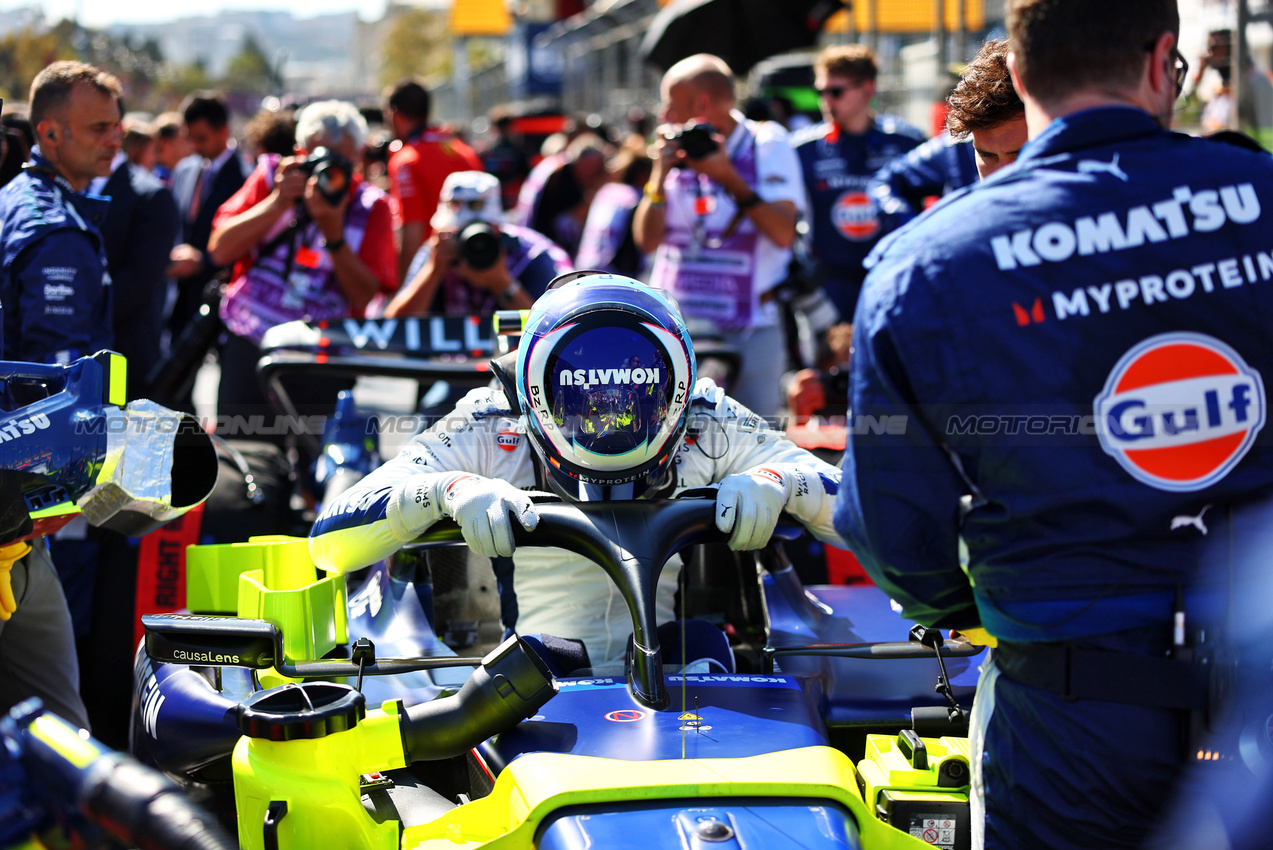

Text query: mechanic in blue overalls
(790, 44), (926, 324)
(833, 1), (1273, 847)
(0, 61), (122, 732)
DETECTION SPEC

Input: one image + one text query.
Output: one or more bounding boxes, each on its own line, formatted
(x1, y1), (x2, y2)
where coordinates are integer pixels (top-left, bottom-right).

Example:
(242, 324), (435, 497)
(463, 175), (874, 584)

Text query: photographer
(385, 171), (571, 317)
(634, 53), (807, 419)
(208, 99), (396, 436)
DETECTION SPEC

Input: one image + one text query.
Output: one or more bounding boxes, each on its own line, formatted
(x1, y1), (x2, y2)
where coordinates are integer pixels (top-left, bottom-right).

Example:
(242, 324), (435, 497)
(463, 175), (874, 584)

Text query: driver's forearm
(310, 464), (454, 573)
(208, 195), (289, 267)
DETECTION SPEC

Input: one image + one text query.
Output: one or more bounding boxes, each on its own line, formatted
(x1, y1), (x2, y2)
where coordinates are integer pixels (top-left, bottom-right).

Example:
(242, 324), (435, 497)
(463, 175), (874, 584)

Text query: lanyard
(688, 128), (755, 257)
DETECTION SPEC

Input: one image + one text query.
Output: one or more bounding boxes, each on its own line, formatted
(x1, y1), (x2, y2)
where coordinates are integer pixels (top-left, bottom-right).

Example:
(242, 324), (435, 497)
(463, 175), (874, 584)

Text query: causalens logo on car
(1094, 332), (1265, 491)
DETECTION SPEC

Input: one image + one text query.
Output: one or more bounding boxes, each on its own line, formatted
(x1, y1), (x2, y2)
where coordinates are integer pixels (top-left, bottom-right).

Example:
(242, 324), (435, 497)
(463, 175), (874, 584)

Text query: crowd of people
(1, 0), (1272, 847)
(0, 40), (1035, 428)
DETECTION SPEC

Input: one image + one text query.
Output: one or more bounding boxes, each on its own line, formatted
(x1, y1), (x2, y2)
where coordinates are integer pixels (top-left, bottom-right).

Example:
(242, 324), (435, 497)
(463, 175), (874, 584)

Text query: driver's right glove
(715, 464), (836, 551)
(443, 474), (540, 558)
(393, 472), (539, 558)
(716, 469), (788, 551)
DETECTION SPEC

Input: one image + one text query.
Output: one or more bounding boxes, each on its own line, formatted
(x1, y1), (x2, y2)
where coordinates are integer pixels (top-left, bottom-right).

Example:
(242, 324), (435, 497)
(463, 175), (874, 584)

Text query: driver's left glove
(716, 465), (833, 551)
(715, 468), (791, 551)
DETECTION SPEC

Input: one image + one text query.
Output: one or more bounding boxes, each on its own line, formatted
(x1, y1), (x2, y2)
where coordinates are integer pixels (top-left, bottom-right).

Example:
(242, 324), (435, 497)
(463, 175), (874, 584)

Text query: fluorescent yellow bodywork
(400, 746), (938, 849)
(233, 700), (408, 850)
(857, 734), (971, 810)
(183, 535), (347, 664)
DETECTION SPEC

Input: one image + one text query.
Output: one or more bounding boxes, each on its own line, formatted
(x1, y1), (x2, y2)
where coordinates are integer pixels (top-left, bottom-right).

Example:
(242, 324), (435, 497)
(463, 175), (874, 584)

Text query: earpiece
(45, 131), (54, 140)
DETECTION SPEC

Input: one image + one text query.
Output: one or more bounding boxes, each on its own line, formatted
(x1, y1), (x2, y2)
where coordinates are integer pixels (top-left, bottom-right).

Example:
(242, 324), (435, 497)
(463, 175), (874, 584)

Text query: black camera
(298, 146), (352, 206)
(664, 121), (719, 159)
(457, 221), (502, 271)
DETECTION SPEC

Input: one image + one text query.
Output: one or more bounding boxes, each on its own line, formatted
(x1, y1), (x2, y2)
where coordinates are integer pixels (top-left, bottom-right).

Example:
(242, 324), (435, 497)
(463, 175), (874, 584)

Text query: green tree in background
(222, 33), (281, 95)
(0, 24), (74, 102)
(380, 6), (450, 90)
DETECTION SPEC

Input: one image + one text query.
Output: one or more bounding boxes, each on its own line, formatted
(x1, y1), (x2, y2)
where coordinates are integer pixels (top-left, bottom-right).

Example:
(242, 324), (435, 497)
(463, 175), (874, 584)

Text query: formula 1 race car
(126, 315), (983, 849)
(131, 495), (982, 850)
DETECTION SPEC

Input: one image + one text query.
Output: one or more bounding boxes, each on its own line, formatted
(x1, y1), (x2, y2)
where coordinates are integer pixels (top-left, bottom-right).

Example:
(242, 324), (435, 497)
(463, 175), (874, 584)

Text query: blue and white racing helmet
(516, 272), (696, 501)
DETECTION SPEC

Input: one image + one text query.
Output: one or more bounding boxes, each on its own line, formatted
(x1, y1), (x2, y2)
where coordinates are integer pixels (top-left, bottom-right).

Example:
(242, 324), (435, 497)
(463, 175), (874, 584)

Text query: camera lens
(314, 163), (348, 202)
(303, 146), (352, 205)
(458, 222), (501, 270)
(675, 122), (719, 159)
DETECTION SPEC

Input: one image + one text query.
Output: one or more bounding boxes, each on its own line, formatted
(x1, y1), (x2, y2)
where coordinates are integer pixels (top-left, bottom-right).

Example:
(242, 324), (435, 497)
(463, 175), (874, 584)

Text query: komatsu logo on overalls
(990, 183), (1260, 271)
(1094, 332), (1265, 492)
(559, 368), (660, 390)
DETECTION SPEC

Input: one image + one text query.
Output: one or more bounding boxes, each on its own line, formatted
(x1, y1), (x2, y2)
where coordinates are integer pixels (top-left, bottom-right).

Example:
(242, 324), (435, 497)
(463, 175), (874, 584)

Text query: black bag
(200, 439), (302, 543)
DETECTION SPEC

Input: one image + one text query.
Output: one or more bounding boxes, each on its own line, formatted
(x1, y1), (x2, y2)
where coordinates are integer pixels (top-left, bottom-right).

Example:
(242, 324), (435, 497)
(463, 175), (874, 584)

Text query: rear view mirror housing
(143, 614), (282, 669)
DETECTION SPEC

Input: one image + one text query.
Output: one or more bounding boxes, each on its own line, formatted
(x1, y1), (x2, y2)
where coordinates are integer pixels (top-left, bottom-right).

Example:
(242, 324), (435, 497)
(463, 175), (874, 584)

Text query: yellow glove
(0, 542), (32, 622)
(952, 627), (998, 648)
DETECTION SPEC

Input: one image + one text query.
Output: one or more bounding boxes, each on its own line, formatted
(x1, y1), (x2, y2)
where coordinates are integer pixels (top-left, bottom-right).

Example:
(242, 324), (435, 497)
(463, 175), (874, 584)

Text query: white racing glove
(389, 471), (539, 558)
(442, 474), (539, 558)
(715, 467), (789, 551)
(715, 465), (836, 551)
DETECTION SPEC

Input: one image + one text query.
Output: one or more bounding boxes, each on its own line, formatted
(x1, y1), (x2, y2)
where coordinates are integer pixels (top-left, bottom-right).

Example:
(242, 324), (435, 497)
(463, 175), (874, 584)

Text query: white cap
(431, 170), (503, 232)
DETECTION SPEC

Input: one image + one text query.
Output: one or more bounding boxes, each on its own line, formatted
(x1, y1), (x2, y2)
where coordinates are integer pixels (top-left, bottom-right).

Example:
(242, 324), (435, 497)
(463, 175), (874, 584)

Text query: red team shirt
(387, 128), (484, 240)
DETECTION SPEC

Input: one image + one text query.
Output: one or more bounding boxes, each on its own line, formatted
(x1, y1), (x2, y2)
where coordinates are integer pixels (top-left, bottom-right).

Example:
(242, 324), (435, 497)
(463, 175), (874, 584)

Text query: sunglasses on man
(816, 81), (866, 100)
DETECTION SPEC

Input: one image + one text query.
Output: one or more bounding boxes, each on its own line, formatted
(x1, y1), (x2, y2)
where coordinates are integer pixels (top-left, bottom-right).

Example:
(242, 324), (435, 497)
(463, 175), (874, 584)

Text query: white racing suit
(310, 378), (846, 665)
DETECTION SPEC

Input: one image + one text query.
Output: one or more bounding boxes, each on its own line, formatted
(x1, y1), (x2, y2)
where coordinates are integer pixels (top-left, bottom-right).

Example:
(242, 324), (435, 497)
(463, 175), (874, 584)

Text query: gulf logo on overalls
(1094, 332), (1265, 492)
(497, 430), (520, 452)
(831, 190), (879, 241)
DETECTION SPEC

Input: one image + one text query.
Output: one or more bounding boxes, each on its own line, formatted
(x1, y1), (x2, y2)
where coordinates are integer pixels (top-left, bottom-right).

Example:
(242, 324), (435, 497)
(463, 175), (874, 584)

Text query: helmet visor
(541, 324), (678, 482)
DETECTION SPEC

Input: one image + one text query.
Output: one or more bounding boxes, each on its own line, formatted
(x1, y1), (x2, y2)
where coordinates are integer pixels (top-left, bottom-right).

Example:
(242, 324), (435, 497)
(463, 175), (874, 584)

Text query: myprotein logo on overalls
(558, 367), (661, 391)
(1094, 332), (1265, 492)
